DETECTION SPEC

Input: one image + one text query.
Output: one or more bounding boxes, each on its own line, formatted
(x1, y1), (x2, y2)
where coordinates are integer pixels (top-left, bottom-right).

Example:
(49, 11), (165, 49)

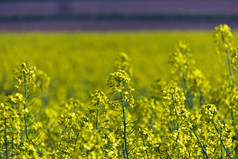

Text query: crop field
(1, 25), (238, 158)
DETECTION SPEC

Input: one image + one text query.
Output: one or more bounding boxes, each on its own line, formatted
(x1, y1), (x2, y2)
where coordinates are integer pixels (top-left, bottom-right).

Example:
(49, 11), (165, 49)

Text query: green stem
(172, 94), (179, 131)
(211, 119), (232, 159)
(40, 80), (47, 110)
(226, 45), (235, 87)
(171, 121), (174, 132)
(198, 88), (204, 108)
(171, 93), (175, 131)
(222, 32), (237, 148)
(178, 48), (194, 109)
(47, 128), (53, 152)
(186, 121), (209, 159)
(86, 150), (89, 159)
(172, 94), (177, 115)
(141, 133), (149, 159)
(96, 98), (99, 132)
(122, 141), (126, 159)
(231, 109), (234, 121)
(182, 73), (193, 109)
(149, 108), (154, 132)
(74, 133), (79, 153)
(221, 33), (236, 151)
(231, 110), (238, 150)
(12, 104), (15, 159)
(4, 118), (9, 159)
(58, 127), (67, 148)
(49, 142), (53, 152)
(120, 92), (129, 159)
(221, 32), (235, 87)
(23, 72), (29, 139)
(221, 148), (223, 159)
(226, 49), (235, 86)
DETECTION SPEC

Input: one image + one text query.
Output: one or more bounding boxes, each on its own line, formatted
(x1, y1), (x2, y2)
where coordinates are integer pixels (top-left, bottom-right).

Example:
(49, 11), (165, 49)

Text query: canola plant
(0, 24), (238, 158)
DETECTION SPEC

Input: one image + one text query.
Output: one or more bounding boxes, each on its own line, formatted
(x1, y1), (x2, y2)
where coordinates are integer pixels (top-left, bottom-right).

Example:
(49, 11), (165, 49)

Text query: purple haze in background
(0, 0), (237, 31)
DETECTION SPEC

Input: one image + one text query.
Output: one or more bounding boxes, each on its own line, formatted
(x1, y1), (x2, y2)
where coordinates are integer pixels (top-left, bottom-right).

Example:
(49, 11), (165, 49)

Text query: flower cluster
(169, 41), (194, 75)
(107, 70), (131, 93)
(107, 70), (134, 107)
(163, 83), (186, 106)
(14, 62), (36, 90)
(232, 48), (238, 71)
(200, 104), (217, 122)
(90, 90), (108, 109)
(169, 41), (211, 110)
(114, 52), (133, 77)
(213, 24), (233, 56)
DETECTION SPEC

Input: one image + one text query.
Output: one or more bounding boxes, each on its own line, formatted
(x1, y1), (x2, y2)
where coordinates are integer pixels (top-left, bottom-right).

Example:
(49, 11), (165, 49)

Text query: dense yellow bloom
(213, 24), (233, 55)
(232, 48), (238, 71)
(114, 52), (133, 77)
(14, 62), (36, 90)
(185, 68), (210, 95)
(163, 83), (186, 106)
(6, 93), (24, 105)
(107, 70), (134, 107)
(90, 90), (108, 108)
(200, 104), (217, 122)
(169, 41), (194, 75)
(108, 70), (131, 93)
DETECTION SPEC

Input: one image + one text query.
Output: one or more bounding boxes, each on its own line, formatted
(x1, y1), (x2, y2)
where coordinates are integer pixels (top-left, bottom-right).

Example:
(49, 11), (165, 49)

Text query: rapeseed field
(0, 25), (238, 158)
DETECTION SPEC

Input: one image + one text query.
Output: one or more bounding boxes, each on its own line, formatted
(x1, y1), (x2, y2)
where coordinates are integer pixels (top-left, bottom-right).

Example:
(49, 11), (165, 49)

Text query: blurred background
(0, 0), (238, 31)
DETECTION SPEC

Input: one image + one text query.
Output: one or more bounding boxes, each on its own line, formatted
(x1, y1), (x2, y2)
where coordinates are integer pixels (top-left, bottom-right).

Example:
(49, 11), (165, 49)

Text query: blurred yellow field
(1, 31), (238, 100)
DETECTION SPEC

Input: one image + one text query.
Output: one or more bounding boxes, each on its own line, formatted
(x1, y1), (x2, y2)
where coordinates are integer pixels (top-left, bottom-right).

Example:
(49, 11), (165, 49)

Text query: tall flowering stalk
(169, 41), (211, 109)
(200, 104), (234, 158)
(158, 84), (185, 157)
(6, 93), (24, 159)
(107, 70), (134, 159)
(214, 25), (238, 153)
(14, 62), (36, 140)
(169, 41), (194, 109)
(162, 83), (187, 131)
(0, 93), (24, 159)
(12, 62), (45, 157)
(231, 48), (238, 72)
(214, 24), (234, 86)
(90, 90), (108, 132)
(0, 102), (10, 159)
(53, 98), (104, 158)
